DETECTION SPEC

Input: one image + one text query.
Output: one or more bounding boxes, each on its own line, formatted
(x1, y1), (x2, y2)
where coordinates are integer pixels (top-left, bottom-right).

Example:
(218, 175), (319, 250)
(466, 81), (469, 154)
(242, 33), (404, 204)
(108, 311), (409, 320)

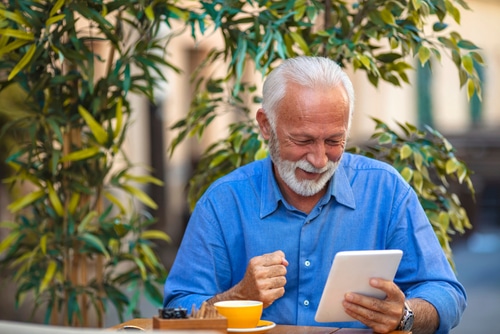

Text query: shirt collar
(260, 157), (356, 218)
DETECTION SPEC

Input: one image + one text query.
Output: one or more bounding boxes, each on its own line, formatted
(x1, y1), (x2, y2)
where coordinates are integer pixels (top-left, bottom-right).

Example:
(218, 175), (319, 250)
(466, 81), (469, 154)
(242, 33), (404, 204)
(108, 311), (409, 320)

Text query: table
(110, 318), (410, 334)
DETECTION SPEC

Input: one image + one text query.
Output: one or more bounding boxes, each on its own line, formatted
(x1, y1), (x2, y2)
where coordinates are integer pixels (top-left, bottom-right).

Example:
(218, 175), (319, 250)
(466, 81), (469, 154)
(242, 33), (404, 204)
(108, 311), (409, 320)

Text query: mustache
(295, 160), (336, 174)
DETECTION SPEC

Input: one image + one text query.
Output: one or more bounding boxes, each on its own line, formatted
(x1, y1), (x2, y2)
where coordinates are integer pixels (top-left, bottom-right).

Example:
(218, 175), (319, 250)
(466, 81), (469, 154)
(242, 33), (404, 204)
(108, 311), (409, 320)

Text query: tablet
(315, 249), (403, 323)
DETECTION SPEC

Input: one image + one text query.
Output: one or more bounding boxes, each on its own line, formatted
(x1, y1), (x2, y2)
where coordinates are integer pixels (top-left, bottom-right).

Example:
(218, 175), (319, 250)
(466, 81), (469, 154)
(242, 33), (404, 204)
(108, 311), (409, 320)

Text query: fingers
(255, 250), (288, 267)
(238, 251), (288, 307)
(342, 278), (405, 333)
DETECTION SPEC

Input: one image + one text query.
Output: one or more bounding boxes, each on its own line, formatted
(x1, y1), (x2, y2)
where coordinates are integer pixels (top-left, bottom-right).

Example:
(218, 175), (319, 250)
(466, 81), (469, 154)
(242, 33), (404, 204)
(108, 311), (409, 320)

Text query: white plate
(227, 320), (276, 333)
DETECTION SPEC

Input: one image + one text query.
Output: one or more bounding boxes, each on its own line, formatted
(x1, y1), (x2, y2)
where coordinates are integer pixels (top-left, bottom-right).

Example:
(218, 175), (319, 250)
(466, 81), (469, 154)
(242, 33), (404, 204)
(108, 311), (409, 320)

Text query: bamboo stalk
(72, 251), (80, 326)
(61, 129), (72, 326)
(82, 258), (88, 327)
(96, 193), (104, 328)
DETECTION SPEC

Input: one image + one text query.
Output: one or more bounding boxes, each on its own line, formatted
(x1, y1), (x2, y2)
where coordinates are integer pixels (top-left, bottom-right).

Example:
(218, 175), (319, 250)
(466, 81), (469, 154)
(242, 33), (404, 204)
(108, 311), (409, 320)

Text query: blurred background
(1, 0), (499, 331)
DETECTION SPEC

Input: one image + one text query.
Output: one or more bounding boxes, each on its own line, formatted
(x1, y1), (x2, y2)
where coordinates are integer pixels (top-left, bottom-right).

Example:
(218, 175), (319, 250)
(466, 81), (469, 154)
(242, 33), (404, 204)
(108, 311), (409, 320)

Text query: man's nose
(307, 143), (328, 169)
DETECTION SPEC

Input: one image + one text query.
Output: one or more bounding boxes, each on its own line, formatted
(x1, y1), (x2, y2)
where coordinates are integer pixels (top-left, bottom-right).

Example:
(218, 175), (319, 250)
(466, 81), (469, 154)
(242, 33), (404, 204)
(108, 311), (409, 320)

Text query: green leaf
(445, 158), (460, 174)
(123, 174), (164, 186)
(380, 9), (395, 25)
(79, 233), (110, 259)
(0, 29), (35, 40)
(121, 184), (158, 210)
(133, 257), (147, 280)
(78, 106), (109, 145)
(0, 230), (20, 254)
(7, 190), (45, 213)
(0, 39), (30, 57)
(457, 40), (479, 50)
(418, 46), (431, 66)
(8, 43), (36, 80)
(293, 0), (307, 21)
(60, 147), (100, 162)
(254, 147), (268, 160)
(104, 191), (126, 214)
(400, 144), (412, 160)
(400, 167), (413, 183)
(77, 211), (98, 234)
(413, 151), (423, 171)
(145, 5), (155, 21)
(144, 281), (163, 306)
(0, 221), (18, 229)
(289, 31), (309, 53)
(413, 170), (424, 194)
(412, 0), (422, 10)
(462, 54), (474, 75)
(358, 54), (371, 69)
(68, 192), (80, 214)
(39, 260), (57, 293)
(139, 243), (160, 270)
(140, 230), (171, 243)
(432, 22), (448, 32)
(378, 133), (393, 144)
(47, 182), (64, 217)
(0, 9), (29, 26)
(466, 79), (475, 101)
(46, 14), (65, 26)
(49, 0), (65, 17)
(438, 212), (450, 230)
(113, 97), (123, 139)
(40, 235), (47, 255)
(209, 152), (229, 168)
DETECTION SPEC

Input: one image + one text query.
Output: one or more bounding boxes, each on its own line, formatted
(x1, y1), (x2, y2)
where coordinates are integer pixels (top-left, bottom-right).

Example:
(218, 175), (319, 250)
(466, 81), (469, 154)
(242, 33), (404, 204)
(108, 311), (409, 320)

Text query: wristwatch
(397, 300), (414, 331)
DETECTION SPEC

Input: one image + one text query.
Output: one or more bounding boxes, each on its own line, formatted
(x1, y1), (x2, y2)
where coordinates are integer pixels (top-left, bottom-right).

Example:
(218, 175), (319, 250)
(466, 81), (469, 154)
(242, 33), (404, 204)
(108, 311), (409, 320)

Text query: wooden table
(110, 318), (410, 334)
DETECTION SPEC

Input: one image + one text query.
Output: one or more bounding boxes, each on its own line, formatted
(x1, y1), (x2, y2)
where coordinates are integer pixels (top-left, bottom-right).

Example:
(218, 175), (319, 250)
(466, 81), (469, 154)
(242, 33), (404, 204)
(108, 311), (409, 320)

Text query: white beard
(268, 132), (340, 197)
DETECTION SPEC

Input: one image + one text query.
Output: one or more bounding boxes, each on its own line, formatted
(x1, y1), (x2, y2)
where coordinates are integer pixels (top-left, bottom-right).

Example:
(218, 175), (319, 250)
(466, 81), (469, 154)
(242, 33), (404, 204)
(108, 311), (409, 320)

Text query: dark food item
(159, 307), (188, 319)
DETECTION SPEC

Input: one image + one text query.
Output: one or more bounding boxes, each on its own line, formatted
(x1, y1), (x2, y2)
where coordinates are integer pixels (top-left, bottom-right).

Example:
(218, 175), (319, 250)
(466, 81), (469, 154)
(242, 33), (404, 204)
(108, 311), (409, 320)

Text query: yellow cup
(213, 300), (263, 329)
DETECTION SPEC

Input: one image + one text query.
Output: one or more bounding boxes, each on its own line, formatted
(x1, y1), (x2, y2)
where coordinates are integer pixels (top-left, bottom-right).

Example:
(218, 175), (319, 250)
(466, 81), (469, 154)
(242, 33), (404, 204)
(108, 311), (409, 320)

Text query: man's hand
(207, 250), (288, 308)
(232, 250), (289, 307)
(342, 278), (405, 333)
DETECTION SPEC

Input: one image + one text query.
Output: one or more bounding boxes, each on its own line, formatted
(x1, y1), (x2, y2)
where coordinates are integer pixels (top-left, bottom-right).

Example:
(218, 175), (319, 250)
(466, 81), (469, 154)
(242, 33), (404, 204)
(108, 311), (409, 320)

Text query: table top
(110, 318), (410, 334)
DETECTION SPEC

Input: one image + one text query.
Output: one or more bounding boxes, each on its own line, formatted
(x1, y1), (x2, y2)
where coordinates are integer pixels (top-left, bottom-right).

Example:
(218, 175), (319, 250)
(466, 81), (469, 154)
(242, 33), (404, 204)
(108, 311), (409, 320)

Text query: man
(163, 56), (466, 333)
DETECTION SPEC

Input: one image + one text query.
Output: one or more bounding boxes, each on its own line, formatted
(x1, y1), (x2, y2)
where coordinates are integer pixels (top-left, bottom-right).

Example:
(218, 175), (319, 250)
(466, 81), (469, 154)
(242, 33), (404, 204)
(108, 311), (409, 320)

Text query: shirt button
(303, 300), (310, 306)
(304, 260), (311, 267)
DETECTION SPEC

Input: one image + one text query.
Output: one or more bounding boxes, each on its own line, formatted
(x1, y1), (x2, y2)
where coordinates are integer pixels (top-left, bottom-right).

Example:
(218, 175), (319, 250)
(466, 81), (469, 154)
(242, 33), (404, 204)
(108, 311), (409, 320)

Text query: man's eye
(326, 140), (342, 146)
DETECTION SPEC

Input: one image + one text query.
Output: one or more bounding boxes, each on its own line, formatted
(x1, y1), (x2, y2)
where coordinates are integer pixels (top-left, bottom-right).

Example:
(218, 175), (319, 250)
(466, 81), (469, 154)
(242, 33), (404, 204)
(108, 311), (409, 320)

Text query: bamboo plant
(0, 0), (176, 326)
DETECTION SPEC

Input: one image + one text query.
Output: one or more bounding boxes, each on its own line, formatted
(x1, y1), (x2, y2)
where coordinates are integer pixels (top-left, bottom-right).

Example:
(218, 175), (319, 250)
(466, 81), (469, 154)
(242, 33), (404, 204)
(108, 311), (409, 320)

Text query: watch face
(400, 302), (414, 331)
(402, 308), (414, 330)
(403, 314), (414, 330)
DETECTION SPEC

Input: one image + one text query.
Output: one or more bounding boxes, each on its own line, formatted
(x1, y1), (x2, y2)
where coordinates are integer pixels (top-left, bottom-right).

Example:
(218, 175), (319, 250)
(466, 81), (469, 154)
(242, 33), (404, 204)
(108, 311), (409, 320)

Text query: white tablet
(315, 249), (403, 323)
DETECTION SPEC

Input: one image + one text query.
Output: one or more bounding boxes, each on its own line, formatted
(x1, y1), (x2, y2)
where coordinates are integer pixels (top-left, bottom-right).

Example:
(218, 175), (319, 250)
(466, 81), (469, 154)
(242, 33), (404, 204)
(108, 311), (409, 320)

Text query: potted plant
(0, 0), (174, 326)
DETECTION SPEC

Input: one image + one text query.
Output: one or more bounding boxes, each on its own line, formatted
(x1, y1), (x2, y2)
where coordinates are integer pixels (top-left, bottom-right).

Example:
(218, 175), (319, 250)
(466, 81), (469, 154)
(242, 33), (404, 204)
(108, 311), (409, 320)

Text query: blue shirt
(163, 154), (466, 333)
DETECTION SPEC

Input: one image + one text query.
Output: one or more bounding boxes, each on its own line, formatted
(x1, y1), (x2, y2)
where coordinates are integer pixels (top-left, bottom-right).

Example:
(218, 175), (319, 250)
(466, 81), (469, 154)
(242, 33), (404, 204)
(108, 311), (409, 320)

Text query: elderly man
(163, 56), (466, 333)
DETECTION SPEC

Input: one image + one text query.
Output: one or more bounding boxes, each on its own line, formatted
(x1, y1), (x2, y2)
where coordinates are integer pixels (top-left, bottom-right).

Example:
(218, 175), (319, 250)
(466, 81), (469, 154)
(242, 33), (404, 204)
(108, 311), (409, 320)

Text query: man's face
(262, 82), (350, 198)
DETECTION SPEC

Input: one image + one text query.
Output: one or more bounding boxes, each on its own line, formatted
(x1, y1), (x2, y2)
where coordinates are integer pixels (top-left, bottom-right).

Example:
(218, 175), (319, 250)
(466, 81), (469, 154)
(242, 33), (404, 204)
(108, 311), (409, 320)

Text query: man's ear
(256, 108), (271, 140)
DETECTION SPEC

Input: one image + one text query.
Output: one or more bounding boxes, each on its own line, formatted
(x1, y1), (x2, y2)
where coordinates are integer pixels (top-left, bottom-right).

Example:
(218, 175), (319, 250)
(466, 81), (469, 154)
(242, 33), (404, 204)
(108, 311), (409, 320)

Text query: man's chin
(289, 180), (329, 197)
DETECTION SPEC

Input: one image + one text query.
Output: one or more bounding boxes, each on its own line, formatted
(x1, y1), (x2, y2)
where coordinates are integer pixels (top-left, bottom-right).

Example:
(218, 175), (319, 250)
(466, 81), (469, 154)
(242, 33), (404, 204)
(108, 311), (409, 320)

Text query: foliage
(170, 0), (483, 155)
(0, 0), (174, 326)
(167, 0), (481, 261)
(347, 119), (474, 267)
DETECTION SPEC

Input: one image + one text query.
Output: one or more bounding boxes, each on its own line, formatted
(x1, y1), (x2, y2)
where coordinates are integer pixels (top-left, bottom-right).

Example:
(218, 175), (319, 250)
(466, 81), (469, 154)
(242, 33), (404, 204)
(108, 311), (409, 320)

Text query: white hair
(262, 56), (355, 132)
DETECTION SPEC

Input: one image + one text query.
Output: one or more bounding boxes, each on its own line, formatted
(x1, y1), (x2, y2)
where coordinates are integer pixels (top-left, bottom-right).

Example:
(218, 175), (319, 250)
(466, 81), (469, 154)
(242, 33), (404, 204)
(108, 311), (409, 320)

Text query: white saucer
(227, 320), (276, 333)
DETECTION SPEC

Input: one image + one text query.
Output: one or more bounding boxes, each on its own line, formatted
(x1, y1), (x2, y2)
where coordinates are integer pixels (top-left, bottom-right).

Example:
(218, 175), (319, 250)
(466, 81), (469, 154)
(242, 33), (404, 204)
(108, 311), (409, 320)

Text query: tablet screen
(315, 249), (403, 323)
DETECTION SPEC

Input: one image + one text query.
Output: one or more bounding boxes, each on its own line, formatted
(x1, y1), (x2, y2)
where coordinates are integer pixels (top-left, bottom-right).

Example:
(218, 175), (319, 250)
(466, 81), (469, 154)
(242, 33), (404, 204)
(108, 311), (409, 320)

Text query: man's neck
(273, 168), (327, 214)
